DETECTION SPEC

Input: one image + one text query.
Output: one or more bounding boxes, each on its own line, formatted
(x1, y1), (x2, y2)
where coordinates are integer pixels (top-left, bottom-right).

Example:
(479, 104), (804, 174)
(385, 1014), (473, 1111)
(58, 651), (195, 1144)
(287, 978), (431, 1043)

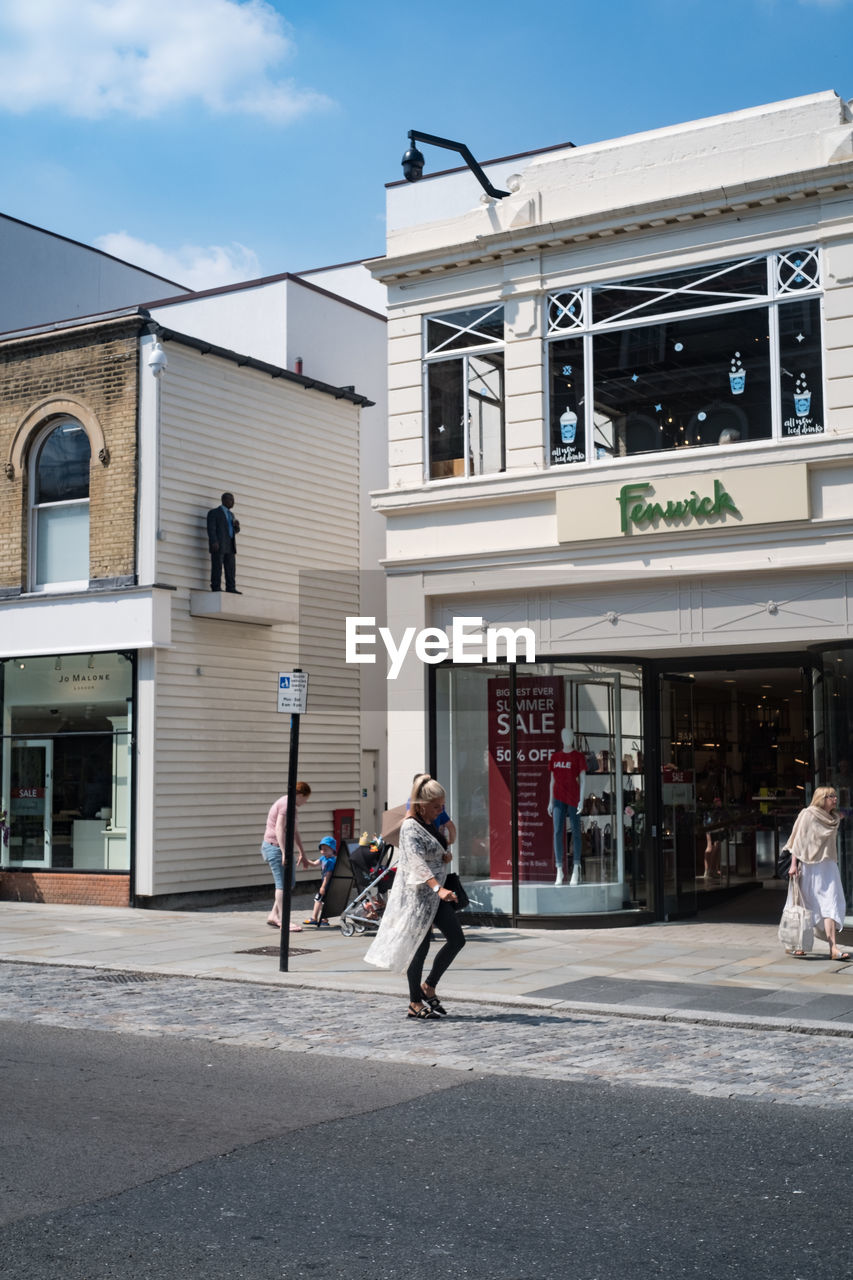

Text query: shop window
(593, 308), (772, 455)
(546, 248), (823, 464)
(548, 337), (586, 464)
(0, 653), (132, 873)
(435, 660), (645, 919)
(425, 304), (505, 479)
(29, 419), (90, 589)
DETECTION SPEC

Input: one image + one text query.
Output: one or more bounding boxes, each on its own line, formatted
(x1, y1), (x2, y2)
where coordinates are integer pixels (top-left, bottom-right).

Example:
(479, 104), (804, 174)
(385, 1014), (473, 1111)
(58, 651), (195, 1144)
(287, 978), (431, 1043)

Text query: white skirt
(798, 861), (846, 933)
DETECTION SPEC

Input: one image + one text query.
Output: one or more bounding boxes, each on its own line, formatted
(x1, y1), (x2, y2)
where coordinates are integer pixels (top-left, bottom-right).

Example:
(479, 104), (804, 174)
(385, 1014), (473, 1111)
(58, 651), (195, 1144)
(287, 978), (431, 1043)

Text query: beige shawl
(786, 804), (840, 865)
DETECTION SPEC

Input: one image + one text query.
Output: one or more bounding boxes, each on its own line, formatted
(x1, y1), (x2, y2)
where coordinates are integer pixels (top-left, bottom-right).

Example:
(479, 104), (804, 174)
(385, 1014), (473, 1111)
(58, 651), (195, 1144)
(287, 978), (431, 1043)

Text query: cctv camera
(401, 144), (425, 183)
(147, 341), (168, 379)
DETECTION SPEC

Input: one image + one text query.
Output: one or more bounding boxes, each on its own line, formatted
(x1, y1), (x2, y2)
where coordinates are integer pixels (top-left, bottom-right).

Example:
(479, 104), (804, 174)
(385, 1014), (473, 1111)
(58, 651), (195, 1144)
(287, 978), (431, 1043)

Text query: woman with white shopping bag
(783, 787), (849, 960)
(365, 775), (465, 1019)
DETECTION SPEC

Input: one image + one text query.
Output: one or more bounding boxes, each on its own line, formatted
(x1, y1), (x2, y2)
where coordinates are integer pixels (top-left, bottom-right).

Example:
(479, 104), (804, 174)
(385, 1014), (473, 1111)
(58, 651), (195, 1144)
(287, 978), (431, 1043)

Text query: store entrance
(659, 663), (810, 916)
(8, 739), (53, 866)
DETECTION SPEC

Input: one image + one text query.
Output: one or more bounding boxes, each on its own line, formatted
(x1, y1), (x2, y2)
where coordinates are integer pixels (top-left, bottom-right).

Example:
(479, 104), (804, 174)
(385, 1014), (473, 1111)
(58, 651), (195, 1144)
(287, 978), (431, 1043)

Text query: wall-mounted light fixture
(401, 129), (510, 199)
(88, 654), (95, 669)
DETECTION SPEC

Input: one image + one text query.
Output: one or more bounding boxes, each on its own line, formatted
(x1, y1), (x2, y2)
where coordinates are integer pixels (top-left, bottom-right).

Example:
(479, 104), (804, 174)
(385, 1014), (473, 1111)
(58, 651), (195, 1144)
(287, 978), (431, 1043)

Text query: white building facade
(372, 92), (853, 925)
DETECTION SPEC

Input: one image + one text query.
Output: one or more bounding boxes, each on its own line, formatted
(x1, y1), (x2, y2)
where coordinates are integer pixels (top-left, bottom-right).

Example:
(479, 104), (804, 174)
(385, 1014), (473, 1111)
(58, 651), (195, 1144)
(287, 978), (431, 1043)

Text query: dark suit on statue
(207, 504), (240, 592)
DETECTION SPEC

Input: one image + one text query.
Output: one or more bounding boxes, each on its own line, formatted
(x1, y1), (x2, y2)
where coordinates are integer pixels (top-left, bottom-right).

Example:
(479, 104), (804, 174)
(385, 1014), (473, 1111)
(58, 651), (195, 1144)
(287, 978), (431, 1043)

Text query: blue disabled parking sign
(277, 671), (308, 714)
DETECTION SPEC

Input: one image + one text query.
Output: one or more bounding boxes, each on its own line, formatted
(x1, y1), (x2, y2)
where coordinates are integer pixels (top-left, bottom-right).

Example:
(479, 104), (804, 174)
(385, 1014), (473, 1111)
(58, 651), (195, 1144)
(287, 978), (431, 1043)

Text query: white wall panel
(147, 344), (361, 895)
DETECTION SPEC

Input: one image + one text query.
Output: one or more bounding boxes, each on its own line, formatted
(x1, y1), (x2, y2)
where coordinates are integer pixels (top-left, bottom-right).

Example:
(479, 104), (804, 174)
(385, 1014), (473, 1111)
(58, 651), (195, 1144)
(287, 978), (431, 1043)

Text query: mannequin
(547, 728), (587, 885)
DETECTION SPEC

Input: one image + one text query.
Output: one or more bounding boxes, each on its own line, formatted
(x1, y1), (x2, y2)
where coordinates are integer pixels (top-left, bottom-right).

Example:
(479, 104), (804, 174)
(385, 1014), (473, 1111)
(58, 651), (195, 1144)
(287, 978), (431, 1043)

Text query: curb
(4, 955), (853, 1040)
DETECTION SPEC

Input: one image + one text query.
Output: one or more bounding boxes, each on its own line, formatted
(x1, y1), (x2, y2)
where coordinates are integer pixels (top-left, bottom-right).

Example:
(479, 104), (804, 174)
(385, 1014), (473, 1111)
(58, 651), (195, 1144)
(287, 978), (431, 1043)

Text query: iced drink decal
(729, 352), (746, 395)
(794, 371), (811, 417)
(560, 407), (577, 444)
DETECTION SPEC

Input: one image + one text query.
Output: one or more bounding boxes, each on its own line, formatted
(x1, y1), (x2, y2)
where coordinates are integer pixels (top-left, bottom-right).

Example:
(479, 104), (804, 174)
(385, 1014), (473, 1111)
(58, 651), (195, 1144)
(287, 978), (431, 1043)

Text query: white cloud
(0, 0), (332, 121)
(95, 231), (262, 290)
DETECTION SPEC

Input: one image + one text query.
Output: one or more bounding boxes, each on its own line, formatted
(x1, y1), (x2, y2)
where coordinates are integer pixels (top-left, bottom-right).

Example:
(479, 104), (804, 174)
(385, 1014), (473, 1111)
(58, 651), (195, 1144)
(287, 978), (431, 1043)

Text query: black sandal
(407, 1002), (439, 1020)
(421, 987), (448, 1016)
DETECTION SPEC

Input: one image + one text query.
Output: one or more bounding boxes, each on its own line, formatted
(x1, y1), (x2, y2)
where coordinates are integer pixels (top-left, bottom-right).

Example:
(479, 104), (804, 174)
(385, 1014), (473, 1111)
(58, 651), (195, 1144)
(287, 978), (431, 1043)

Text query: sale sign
(487, 676), (565, 880)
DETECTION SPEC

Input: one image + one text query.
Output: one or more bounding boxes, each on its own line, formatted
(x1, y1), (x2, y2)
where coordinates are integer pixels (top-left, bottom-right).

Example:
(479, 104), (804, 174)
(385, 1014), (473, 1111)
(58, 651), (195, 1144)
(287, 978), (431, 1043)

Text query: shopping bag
(778, 878), (813, 954)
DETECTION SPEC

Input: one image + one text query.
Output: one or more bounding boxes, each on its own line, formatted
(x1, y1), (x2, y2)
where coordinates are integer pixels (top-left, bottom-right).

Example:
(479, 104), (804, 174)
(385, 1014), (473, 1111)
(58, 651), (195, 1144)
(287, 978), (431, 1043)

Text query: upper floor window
(425, 304), (505, 480)
(30, 419), (90, 589)
(546, 249), (823, 465)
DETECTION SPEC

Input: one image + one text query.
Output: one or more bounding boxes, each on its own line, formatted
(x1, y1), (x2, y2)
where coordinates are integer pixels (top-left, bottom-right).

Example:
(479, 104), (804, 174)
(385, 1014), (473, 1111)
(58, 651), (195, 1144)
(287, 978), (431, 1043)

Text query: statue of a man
(206, 492), (240, 593)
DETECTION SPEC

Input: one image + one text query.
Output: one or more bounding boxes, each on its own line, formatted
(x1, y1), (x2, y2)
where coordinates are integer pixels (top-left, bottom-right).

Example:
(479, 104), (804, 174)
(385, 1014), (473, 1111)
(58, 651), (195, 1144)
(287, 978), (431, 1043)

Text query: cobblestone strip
(2, 962), (852, 1109)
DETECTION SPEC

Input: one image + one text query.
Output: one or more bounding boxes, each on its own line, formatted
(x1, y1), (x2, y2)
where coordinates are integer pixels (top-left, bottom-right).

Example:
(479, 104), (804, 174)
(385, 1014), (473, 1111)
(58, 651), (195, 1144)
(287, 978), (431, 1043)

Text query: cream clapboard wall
(150, 341), (361, 895)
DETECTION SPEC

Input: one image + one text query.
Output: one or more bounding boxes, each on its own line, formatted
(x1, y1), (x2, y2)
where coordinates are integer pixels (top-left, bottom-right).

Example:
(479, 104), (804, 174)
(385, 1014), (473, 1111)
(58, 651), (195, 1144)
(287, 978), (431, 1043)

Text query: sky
(0, 0), (851, 290)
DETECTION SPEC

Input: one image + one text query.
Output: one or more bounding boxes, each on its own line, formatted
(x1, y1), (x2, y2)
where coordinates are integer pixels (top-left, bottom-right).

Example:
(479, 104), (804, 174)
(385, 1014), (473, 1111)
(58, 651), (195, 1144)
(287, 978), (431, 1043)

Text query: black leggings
(407, 898), (466, 1003)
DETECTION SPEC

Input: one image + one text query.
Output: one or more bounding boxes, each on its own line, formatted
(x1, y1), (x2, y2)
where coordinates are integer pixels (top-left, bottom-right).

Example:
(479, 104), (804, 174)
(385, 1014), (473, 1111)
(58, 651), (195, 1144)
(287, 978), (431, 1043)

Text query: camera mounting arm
(401, 129), (510, 199)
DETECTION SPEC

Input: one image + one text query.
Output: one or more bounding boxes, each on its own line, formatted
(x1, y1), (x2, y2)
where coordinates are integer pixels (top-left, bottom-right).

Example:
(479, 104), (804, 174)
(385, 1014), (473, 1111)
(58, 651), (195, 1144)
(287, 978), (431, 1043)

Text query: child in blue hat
(304, 836), (337, 927)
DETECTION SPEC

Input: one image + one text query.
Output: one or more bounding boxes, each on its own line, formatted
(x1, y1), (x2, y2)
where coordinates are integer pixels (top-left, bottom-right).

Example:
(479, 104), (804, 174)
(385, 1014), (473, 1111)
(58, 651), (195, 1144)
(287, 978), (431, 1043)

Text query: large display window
(435, 660), (646, 919)
(547, 247), (824, 464)
(0, 652), (133, 874)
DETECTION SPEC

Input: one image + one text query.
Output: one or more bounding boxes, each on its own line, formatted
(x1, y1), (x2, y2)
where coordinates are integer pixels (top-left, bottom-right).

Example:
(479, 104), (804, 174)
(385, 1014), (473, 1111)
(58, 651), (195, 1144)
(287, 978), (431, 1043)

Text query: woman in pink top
(261, 781), (311, 931)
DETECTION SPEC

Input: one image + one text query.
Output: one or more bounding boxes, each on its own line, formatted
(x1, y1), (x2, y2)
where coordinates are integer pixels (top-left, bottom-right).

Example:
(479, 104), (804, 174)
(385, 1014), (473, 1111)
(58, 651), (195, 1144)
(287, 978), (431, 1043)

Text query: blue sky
(0, 0), (851, 289)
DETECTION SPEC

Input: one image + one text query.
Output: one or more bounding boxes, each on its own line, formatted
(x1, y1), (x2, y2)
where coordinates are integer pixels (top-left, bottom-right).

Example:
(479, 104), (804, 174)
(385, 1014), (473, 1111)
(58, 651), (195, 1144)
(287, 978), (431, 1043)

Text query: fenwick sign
(617, 478), (740, 534)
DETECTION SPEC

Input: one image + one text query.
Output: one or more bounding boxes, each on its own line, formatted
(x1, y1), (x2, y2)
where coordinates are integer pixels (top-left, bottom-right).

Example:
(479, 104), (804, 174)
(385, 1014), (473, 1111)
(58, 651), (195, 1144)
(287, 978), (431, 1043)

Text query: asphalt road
(2, 1018), (852, 1280)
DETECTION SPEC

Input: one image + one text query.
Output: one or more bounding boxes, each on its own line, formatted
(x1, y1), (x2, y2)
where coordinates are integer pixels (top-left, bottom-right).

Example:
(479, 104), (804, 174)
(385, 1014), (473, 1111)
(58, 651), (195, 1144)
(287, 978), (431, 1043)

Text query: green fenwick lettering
(617, 479), (740, 533)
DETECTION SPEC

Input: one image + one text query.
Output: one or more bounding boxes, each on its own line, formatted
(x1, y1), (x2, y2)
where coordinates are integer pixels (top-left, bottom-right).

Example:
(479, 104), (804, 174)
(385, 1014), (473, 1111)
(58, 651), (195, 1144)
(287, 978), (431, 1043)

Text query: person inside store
(206, 491), (241, 593)
(365, 774), (465, 1019)
(547, 728), (587, 885)
(785, 786), (849, 960)
(261, 781), (311, 932)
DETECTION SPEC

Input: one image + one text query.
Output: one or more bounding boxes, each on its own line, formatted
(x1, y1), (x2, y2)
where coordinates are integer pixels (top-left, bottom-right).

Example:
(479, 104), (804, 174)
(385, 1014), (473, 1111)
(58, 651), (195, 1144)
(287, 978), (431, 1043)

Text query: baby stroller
(339, 839), (396, 936)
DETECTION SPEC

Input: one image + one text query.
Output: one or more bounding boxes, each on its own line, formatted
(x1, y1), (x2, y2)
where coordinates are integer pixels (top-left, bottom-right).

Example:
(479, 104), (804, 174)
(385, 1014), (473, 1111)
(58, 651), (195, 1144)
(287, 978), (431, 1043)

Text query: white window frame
(544, 247), (824, 468)
(28, 418), (91, 593)
(423, 303), (505, 481)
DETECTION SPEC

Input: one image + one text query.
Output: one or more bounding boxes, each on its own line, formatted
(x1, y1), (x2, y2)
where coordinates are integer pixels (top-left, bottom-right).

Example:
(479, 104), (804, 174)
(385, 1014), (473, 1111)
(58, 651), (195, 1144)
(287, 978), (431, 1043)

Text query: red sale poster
(487, 676), (564, 880)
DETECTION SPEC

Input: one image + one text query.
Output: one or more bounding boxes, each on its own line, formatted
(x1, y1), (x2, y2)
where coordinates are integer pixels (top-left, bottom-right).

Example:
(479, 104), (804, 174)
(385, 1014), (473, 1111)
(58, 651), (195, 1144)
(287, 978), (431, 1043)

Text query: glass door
(8, 739), (52, 866)
(659, 675), (697, 918)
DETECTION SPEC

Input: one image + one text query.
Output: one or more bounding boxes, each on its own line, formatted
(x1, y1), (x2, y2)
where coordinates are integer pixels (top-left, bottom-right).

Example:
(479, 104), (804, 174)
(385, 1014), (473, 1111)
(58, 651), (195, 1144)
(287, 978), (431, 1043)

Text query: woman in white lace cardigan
(365, 775), (465, 1019)
(787, 785), (849, 960)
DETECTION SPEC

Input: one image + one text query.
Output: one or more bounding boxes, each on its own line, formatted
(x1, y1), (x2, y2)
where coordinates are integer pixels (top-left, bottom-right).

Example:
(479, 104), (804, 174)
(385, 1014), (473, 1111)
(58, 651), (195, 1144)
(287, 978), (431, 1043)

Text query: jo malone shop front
(0, 651), (133, 897)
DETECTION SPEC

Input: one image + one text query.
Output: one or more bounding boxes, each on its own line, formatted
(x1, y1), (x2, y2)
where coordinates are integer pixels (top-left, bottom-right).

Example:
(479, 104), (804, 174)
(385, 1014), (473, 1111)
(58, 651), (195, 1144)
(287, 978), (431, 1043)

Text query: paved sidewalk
(2, 889), (853, 1035)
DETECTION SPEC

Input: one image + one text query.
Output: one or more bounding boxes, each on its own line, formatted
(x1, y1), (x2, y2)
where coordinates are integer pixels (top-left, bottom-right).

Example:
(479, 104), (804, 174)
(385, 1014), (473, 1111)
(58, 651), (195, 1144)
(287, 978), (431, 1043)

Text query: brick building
(0, 307), (372, 907)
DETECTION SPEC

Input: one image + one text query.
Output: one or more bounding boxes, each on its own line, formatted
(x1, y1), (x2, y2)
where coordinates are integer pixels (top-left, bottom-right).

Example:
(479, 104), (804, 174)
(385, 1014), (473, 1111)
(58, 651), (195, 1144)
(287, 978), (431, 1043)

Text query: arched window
(29, 419), (90, 588)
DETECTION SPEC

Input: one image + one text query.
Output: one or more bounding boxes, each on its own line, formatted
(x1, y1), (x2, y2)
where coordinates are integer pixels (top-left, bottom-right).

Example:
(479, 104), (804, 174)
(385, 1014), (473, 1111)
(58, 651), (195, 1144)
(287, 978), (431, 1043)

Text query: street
(2, 962), (852, 1278)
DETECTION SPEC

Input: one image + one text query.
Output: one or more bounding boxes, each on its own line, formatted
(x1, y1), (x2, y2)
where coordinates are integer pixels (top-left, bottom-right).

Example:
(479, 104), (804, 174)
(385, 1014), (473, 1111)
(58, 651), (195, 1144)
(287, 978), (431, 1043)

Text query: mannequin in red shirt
(547, 728), (587, 885)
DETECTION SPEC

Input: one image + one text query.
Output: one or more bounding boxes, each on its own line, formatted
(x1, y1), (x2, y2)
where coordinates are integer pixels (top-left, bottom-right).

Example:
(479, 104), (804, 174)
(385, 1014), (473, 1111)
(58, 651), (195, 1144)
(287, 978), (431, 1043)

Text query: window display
(0, 652), (133, 873)
(436, 661), (645, 918)
(547, 248), (823, 462)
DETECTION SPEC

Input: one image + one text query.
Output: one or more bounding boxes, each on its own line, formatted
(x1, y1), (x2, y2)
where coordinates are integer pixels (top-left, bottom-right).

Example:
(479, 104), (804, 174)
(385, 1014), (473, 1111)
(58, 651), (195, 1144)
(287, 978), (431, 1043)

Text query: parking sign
(277, 671), (308, 714)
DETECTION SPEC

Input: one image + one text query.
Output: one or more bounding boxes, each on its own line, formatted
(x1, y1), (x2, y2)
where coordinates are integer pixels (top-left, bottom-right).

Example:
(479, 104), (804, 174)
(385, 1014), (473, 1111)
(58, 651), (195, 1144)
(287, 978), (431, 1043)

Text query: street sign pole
(277, 667), (308, 973)
(279, 701), (300, 973)
(279, 668), (303, 973)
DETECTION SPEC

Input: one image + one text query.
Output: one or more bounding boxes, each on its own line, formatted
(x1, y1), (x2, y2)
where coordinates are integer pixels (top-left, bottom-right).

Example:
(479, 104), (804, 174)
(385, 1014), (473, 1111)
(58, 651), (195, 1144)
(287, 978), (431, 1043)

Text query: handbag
(444, 872), (469, 911)
(775, 845), (792, 879)
(579, 735), (598, 773)
(778, 877), (813, 954)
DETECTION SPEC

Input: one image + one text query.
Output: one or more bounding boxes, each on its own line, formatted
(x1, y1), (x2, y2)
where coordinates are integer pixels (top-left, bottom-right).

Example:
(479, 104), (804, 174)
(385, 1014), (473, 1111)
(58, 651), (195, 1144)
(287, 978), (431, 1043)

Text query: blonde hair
(410, 773), (445, 810)
(811, 785), (838, 812)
